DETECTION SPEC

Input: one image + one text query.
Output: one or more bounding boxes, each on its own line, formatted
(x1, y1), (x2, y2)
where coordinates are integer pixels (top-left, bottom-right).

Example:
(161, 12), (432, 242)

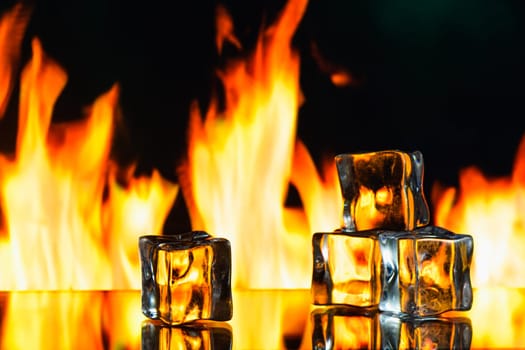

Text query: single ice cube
(141, 319), (232, 350)
(335, 150), (429, 231)
(312, 230), (382, 308)
(311, 306), (472, 350)
(379, 225), (473, 316)
(139, 232), (233, 325)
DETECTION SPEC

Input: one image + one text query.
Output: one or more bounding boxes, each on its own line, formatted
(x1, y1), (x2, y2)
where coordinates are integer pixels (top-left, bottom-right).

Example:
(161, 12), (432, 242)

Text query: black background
(2, 0), (525, 226)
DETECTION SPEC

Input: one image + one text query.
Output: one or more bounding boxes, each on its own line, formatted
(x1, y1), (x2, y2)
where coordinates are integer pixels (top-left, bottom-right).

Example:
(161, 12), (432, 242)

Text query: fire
(432, 133), (525, 347)
(0, 3), (176, 348)
(0, 4), (178, 291)
(0, 0), (525, 348)
(433, 135), (525, 287)
(0, 291), (143, 349)
(178, 0), (327, 290)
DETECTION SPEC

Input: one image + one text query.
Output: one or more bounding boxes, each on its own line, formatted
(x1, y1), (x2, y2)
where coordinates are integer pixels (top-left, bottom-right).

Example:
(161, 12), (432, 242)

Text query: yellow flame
(464, 288), (525, 348)
(432, 134), (525, 347)
(433, 133), (525, 287)
(0, 8), (178, 291)
(106, 169), (179, 288)
(179, 0), (313, 289)
(0, 37), (113, 290)
(1, 0), (525, 348)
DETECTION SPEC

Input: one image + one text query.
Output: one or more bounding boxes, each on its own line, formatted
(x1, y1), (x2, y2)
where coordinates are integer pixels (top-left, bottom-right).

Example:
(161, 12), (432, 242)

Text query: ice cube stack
(311, 150), (474, 317)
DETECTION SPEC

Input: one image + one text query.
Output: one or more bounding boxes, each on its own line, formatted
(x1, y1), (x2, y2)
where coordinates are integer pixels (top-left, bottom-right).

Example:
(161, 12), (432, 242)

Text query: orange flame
(179, 0), (319, 290)
(0, 1), (31, 118)
(433, 133), (525, 288)
(432, 134), (525, 347)
(0, 6), (178, 291)
(1, 0), (525, 348)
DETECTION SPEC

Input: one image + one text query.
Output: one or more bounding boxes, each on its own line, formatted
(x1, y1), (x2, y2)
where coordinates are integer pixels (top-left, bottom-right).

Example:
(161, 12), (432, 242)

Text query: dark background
(2, 0), (525, 222)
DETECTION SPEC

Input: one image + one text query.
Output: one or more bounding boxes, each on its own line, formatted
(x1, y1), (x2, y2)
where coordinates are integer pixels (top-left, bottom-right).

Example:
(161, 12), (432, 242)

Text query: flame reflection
(0, 291), (142, 349)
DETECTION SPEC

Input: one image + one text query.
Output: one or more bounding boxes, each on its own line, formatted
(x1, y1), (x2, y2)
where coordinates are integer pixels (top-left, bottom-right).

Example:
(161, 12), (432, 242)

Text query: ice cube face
(379, 226), (474, 316)
(139, 232), (233, 325)
(311, 307), (472, 350)
(312, 230), (381, 307)
(335, 150), (430, 232)
(141, 320), (233, 350)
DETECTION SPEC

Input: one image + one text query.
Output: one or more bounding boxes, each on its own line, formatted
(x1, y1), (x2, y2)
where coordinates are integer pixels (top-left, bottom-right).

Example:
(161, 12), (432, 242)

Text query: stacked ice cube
(311, 150), (474, 317)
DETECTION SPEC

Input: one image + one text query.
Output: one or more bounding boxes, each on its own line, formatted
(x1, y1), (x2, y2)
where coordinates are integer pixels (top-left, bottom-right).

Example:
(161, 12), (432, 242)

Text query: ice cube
(379, 225), (473, 316)
(311, 306), (472, 350)
(141, 319), (232, 350)
(335, 150), (430, 231)
(139, 232), (233, 325)
(311, 230), (381, 308)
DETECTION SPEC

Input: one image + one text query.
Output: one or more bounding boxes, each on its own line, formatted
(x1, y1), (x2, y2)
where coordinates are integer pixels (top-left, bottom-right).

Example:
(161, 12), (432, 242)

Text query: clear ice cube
(335, 150), (430, 231)
(379, 225), (473, 316)
(311, 306), (472, 350)
(139, 232), (233, 325)
(311, 230), (381, 307)
(141, 319), (233, 350)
